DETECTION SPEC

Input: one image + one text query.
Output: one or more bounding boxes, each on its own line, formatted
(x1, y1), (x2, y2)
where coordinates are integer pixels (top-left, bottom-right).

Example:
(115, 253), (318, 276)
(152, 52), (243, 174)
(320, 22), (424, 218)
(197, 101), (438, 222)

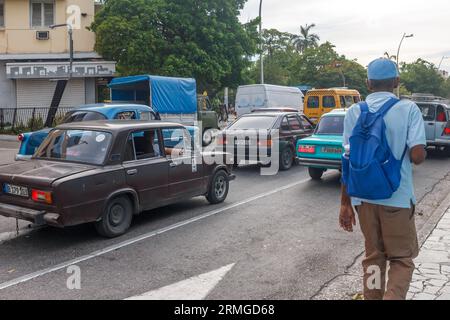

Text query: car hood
(0, 160), (96, 188)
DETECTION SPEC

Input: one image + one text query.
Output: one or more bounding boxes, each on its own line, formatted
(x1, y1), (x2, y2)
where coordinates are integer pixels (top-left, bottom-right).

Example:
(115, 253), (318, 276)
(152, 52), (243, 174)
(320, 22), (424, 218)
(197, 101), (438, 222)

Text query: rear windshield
(229, 116), (277, 130)
(63, 111), (107, 123)
(316, 116), (345, 135)
(35, 129), (112, 165)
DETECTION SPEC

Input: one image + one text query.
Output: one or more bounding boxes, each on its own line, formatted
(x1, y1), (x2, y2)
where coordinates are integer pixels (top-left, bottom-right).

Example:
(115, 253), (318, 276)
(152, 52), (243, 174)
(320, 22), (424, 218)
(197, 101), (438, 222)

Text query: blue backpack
(342, 98), (407, 200)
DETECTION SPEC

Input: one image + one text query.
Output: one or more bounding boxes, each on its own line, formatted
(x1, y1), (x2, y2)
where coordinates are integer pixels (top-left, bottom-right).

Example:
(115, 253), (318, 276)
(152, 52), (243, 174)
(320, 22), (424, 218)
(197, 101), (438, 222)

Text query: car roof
(73, 103), (153, 114)
(242, 111), (301, 117)
(416, 101), (450, 108)
(324, 109), (347, 116)
(55, 120), (185, 132)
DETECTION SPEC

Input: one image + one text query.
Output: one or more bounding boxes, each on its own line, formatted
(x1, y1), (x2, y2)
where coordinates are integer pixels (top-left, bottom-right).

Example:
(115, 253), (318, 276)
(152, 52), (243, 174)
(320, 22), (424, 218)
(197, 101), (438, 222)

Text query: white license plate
(235, 140), (250, 146)
(322, 147), (342, 154)
(3, 184), (29, 198)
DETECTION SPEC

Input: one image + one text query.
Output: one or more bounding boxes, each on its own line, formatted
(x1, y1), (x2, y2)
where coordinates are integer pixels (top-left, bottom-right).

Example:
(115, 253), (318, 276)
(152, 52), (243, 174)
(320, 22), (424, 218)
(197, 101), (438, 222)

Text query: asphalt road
(0, 142), (449, 300)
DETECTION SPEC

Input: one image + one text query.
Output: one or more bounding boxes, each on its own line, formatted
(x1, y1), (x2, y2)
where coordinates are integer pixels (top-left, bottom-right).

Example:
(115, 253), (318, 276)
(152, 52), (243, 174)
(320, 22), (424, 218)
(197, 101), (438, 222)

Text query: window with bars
(0, 1), (4, 27)
(30, 0), (54, 28)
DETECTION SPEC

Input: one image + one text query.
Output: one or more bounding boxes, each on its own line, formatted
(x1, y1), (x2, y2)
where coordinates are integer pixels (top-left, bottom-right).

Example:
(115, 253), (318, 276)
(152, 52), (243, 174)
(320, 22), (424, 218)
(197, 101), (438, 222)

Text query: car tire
(202, 129), (213, 146)
(279, 147), (294, 171)
(309, 167), (324, 180)
(206, 170), (229, 204)
(95, 196), (133, 238)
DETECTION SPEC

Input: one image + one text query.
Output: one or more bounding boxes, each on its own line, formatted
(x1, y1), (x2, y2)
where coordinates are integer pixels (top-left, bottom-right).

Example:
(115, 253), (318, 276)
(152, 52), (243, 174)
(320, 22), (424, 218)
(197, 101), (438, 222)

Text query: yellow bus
(304, 88), (361, 123)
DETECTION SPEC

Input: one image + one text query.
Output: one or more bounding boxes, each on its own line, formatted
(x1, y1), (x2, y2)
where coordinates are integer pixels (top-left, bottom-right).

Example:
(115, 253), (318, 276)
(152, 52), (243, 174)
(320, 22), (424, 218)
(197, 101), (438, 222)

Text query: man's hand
(340, 184), (356, 232)
(339, 204), (356, 232)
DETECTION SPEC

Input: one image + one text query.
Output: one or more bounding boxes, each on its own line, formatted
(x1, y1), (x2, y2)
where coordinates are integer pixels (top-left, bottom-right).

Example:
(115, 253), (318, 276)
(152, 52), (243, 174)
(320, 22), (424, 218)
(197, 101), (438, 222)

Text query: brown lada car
(0, 121), (235, 237)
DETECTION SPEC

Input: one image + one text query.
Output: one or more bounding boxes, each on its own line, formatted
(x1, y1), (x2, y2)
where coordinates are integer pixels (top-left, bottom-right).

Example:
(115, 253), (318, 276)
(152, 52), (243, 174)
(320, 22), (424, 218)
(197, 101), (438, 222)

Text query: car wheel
(309, 167), (324, 180)
(279, 147), (294, 171)
(203, 129), (213, 146)
(95, 196), (133, 238)
(206, 170), (229, 204)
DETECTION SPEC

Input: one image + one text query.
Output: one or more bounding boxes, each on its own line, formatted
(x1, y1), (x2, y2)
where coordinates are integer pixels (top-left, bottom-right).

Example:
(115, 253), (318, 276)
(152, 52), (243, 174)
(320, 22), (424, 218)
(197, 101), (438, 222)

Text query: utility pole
(259, 0), (264, 84)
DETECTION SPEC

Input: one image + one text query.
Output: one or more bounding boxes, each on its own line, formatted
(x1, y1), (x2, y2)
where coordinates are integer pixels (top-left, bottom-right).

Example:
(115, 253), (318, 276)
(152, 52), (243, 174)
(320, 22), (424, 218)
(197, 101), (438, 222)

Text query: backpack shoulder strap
(358, 101), (369, 113)
(378, 97), (400, 117)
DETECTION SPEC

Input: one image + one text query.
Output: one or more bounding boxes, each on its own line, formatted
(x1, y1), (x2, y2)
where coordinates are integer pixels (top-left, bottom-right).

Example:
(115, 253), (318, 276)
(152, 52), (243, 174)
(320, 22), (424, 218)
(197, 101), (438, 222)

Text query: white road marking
(126, 264), (235, 300)
(0, 174), (324, 291)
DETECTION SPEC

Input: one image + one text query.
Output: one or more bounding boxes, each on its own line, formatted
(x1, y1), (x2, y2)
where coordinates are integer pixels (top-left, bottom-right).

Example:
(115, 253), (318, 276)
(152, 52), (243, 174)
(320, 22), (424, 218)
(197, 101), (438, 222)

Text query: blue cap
(367, 58), (399, 80)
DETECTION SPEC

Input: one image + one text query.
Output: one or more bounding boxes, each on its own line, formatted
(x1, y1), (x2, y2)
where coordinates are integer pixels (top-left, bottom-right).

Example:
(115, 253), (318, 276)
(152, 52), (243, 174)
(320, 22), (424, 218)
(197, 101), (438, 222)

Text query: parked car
(235, 84), (305, 117)
(303, 88), (361, 123)
(0, 121), (235, 237)
(16, 103), (197, 161)
(296, 109), (346, 180)
(217, 111), (315, 171)
(416, 101), (450, 154)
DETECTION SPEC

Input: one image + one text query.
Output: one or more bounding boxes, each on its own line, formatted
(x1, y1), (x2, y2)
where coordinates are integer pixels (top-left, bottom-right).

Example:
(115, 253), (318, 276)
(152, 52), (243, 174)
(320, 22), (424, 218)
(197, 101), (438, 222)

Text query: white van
(235, 84), (304, 117)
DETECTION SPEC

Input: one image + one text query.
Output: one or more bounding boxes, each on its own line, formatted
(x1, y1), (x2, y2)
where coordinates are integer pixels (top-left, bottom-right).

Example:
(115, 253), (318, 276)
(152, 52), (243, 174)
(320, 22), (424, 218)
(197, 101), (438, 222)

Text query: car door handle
(127, 169), (138, 176)
(428, 123), (435, 126)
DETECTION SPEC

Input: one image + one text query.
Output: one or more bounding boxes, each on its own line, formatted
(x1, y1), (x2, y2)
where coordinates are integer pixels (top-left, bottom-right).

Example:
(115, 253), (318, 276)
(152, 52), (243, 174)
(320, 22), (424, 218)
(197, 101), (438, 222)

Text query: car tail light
(18, 134), (24, 142)
(298, 145), (316, 154)
(258, 139), (272, 148)
(31, 189), (53, 204)
(217, 136), (228, 145)
(444, 127), (450, 136)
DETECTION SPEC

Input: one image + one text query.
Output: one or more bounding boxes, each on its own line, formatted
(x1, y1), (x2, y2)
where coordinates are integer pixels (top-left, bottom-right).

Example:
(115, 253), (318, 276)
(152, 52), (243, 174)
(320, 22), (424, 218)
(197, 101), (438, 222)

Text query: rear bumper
(15, 154), (32, 161)
(427, 139), (450, 147)
(297, 157), (342, 169)
(0, 203), (60, 227)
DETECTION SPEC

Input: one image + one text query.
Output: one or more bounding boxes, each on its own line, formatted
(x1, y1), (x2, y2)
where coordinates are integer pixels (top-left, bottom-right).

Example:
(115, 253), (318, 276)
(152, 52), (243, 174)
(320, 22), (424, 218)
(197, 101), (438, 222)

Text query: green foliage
(401, 59), (446, 97)
(292, 23), (320, 53)
(91, 0), (258, 95)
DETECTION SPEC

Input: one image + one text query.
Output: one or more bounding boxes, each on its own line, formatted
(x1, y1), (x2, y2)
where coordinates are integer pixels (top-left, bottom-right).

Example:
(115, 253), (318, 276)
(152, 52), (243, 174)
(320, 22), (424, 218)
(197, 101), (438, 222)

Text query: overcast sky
(240, 0), (450, 72)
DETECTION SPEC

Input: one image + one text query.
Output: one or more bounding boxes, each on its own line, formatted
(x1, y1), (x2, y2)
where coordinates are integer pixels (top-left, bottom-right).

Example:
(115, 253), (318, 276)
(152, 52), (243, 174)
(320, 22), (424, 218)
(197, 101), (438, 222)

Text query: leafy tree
(289, 42), (368, 96)
(400, 59), (445, 96)
(292, 23), (320, 53)
(91, 0), (258, 94)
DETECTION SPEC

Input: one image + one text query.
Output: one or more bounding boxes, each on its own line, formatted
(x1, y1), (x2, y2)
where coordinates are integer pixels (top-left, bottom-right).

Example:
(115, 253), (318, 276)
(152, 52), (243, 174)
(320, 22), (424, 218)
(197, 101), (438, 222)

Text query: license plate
(235, 140), (250, 146)
(322, 147), (342, 154)
(3, 184), (29, 198)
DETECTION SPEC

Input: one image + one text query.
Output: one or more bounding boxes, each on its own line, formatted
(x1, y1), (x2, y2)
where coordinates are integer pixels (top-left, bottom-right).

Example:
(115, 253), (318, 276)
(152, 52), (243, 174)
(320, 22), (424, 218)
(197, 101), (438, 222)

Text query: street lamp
(49, 23), (74, 79)
(396, 33), (414, 97)
(259, 0), (264, 84)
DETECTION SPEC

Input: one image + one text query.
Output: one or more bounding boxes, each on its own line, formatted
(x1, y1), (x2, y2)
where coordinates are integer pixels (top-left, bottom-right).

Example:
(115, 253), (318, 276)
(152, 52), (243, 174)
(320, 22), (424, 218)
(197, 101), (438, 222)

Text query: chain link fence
(0, 107), (75, 134)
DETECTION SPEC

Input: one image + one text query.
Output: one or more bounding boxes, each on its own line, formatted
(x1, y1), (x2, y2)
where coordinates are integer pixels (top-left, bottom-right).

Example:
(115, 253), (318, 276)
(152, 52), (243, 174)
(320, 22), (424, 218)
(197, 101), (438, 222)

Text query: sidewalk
(409, 208), (450, 300)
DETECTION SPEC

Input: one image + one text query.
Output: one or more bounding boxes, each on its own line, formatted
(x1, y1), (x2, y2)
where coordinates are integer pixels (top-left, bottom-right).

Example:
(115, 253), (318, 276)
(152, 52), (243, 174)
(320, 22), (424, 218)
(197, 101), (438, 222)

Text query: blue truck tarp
(108, 75), (197, 114)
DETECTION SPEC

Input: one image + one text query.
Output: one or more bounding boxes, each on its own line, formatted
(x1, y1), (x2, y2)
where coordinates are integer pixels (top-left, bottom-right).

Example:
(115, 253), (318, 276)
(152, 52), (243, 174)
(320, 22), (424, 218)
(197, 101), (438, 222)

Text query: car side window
(115, 111), (137, 120)
(418, 105), (436, 121)
(280, 117), (290, 132)
(436, 105), (447, 122)
(124, 129), (161, 162)
(300, 116), (314, 130)
(140, 111), (156, 121)
(307, 96), (319, 109)
(323, 96), (336, 108)
(288, 115), (302, 131)
(162, 128), (192, 159)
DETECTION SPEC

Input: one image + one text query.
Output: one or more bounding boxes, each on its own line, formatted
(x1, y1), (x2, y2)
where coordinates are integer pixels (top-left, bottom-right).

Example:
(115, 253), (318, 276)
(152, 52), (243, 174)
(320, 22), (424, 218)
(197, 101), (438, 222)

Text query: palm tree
(384, 52), (397, 61)
(293, 23), (320, 53)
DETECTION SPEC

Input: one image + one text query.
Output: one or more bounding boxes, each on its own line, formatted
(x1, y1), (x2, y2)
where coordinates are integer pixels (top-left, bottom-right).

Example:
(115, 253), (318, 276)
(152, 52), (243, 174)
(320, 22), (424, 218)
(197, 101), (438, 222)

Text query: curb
(417, 191), (450, 246)
(0, 135), (18, 142)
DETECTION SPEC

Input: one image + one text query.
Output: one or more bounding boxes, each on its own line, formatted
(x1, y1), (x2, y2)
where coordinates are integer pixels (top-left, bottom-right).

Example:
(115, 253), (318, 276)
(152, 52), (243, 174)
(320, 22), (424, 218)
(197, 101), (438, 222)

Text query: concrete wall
(0, 0), (96, 54)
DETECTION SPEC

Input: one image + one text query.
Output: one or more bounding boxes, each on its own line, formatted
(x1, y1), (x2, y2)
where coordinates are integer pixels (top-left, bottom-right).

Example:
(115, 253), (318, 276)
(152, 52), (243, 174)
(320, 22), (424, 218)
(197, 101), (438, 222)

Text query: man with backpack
(339, 58), (427, 300)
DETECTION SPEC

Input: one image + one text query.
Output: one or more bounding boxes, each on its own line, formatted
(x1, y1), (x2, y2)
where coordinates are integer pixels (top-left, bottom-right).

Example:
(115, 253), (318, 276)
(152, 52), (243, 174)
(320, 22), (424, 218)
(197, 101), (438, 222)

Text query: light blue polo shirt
(343, 92), (426, 209)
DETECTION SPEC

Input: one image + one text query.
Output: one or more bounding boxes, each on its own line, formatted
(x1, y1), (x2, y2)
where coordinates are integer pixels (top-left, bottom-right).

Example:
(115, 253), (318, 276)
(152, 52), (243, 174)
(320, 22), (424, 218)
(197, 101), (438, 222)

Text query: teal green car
(296, 110), (346, 180)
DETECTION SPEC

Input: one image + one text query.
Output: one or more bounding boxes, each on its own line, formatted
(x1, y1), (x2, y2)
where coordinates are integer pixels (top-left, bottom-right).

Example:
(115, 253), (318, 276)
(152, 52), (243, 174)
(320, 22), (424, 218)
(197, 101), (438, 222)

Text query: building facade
(0, 0), (115, 109)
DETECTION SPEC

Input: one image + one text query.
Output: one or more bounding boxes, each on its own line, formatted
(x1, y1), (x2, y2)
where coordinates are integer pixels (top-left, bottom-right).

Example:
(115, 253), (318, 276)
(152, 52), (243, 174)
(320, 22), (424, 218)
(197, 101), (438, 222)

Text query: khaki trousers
(356, 202), (419, 300)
